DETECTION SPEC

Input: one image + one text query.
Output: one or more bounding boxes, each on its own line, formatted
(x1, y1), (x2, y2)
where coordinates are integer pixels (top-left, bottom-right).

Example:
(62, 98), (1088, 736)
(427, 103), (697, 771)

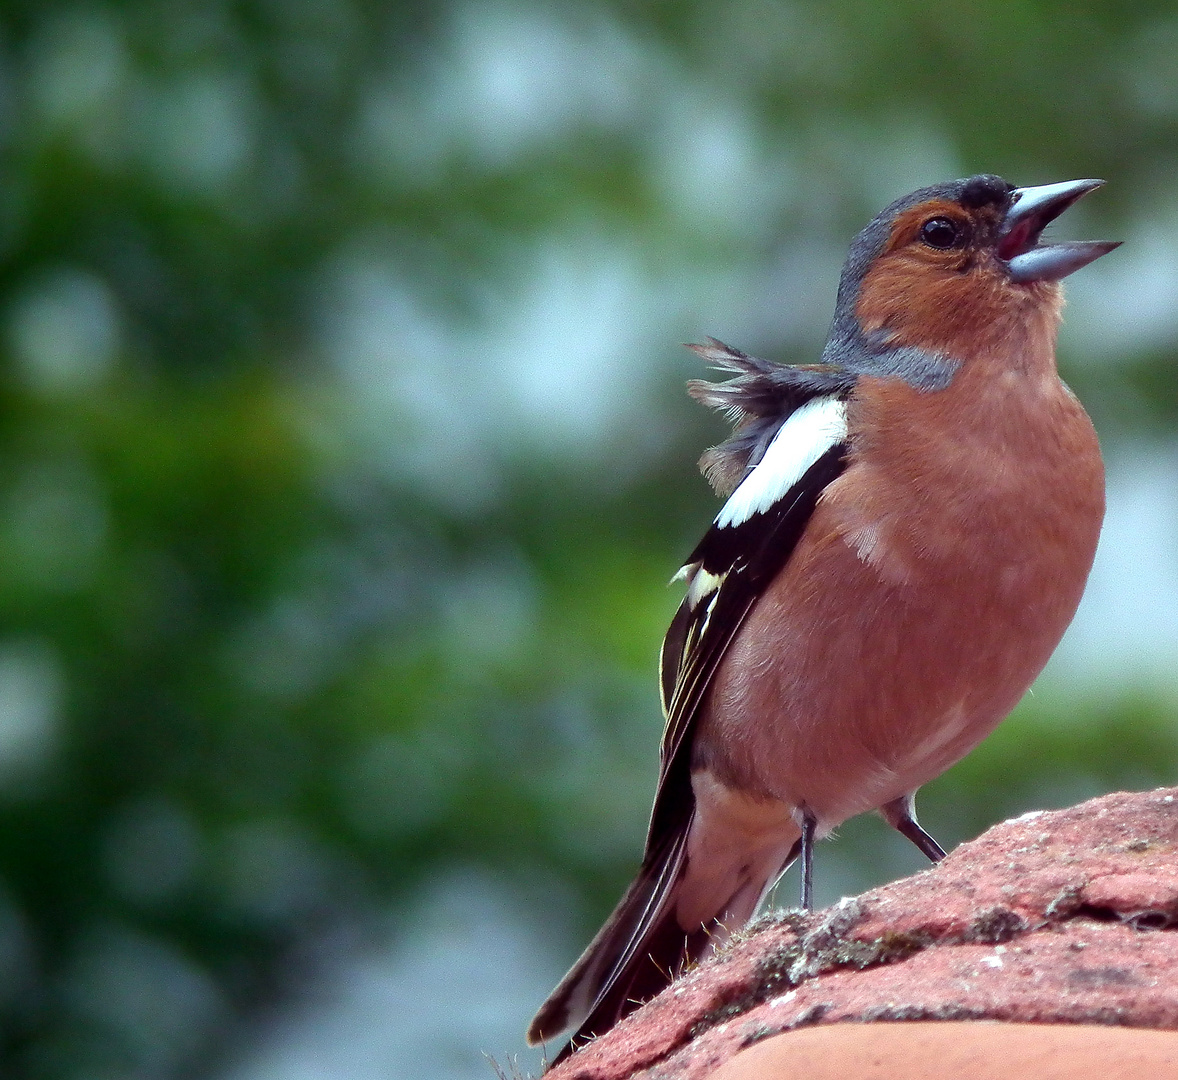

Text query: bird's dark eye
(920, 217), (964, 249)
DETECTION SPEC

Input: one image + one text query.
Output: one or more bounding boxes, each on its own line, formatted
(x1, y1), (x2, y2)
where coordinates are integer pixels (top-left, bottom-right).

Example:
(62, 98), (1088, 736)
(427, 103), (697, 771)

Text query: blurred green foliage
(0, 0), (1174, 1076)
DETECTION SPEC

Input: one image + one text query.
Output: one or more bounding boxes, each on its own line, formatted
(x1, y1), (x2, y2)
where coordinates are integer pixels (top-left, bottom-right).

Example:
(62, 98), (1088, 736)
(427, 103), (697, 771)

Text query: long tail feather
(530, 826), (803, 1064)
(527, 831), (692, 1056)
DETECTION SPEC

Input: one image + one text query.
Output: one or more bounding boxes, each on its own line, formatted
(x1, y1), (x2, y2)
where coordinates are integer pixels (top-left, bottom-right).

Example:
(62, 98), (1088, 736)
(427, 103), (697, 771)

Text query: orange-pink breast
(692, 354), (1105, 829)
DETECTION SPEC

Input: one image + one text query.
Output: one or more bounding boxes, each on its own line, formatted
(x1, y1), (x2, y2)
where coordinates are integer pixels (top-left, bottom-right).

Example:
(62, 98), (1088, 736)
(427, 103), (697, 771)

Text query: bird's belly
(693, 485), (1099, 829)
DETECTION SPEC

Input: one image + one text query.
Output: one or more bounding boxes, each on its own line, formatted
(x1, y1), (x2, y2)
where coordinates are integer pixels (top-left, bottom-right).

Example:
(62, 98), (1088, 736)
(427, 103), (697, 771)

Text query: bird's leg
(764, 835), (803, 911)
(799, 809), (817, 910)
(881, 794), (947, 863)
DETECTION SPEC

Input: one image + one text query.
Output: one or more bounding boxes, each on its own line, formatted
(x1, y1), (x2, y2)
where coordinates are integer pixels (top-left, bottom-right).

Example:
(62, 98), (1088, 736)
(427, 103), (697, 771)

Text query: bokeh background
(0, 1), (1177, 1077)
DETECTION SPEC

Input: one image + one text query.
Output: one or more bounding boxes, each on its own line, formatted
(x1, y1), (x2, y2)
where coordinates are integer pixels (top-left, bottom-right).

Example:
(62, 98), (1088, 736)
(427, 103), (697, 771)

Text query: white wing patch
(714, 396), (848, 530)
(672, 562), (728, 612)
(686, 568), (725, 610)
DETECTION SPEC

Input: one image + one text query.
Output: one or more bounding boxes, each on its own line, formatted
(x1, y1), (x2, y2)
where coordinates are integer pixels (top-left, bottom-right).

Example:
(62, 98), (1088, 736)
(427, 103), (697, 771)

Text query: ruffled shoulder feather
(685, 338), (855, 496)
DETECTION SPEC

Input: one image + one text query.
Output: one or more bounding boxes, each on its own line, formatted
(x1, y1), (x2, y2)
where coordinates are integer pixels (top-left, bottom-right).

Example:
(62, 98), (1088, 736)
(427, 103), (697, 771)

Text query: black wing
(538, 447), (848, 1059)
(649, 442), (848, 848)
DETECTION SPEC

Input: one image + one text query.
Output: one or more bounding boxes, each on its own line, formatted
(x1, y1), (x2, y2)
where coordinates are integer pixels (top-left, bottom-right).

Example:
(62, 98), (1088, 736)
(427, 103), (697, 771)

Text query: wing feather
(646, 442), (848, 850)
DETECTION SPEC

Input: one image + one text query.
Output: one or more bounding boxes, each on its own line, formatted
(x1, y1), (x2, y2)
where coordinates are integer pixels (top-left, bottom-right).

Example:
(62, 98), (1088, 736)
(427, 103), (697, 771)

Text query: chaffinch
(529, 175), (1119, 1060)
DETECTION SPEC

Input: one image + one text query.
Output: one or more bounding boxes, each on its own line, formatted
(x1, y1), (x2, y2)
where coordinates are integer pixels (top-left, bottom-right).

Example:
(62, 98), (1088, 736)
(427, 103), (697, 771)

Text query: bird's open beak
(998, 179), (1120, 283)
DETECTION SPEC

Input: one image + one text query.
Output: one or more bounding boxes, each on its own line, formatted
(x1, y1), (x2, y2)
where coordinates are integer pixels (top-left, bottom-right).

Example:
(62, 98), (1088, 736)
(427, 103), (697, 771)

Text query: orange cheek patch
(854, 252), (1053, 360)
(857, 255), (994, 339)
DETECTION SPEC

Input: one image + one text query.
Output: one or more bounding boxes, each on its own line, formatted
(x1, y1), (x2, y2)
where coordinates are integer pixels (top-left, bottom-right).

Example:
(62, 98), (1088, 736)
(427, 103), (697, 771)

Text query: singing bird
(529, 174), (1119, 1060)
